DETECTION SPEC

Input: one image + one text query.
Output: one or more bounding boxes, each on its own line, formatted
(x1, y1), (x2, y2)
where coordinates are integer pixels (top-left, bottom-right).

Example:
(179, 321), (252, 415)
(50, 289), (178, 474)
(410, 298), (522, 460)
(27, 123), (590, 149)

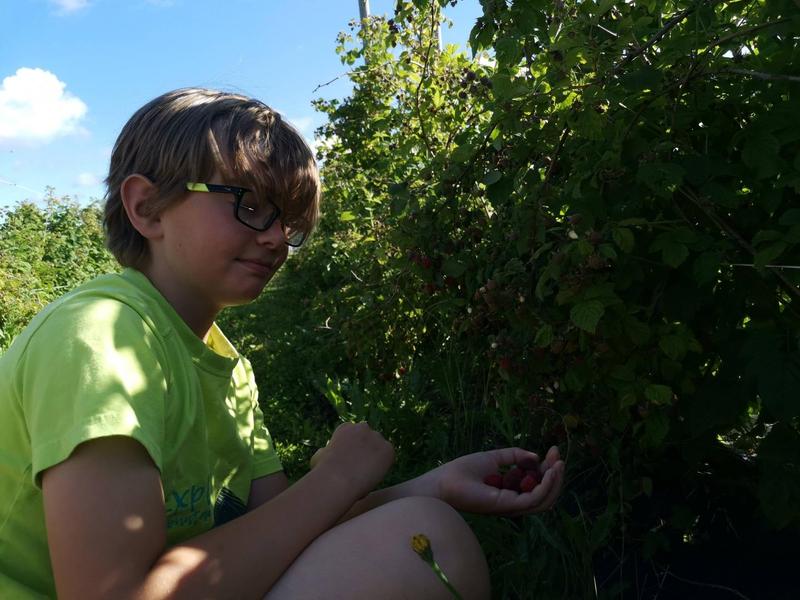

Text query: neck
(137, 262), (218, 340)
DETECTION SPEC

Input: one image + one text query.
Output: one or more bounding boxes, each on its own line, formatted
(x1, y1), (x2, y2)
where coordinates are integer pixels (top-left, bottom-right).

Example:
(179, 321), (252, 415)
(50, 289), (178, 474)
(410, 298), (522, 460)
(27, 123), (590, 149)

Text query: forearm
(134, 466), (361, 600)
(335, 468), (440, 525)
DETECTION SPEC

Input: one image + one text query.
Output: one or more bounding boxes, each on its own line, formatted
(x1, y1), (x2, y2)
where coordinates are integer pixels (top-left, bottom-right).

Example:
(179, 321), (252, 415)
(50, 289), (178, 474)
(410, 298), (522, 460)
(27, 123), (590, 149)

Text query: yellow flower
(411, 533), (431, 556)
(409, 533), (463, 599)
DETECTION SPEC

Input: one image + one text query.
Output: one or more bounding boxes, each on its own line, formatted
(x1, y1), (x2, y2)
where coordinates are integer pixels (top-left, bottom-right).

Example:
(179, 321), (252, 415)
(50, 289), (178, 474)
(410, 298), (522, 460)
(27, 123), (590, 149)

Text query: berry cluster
(483, 465), (541, 493)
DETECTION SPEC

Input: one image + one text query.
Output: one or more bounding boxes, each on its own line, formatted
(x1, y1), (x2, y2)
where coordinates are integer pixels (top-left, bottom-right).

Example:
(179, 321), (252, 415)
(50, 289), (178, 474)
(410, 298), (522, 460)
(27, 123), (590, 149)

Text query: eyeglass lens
(236, 190), (306, 246)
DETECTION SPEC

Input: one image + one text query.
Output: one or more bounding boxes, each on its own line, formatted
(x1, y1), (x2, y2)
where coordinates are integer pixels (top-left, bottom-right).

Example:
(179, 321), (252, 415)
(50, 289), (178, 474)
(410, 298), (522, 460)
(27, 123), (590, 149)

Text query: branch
(679, 187), (800, 305)
(723, 68), (800, 83)
(711, 18), (789, 49)
(611, 1), (706, 75)
(412, 3), (441, 157)
(542, 126), (570, 189)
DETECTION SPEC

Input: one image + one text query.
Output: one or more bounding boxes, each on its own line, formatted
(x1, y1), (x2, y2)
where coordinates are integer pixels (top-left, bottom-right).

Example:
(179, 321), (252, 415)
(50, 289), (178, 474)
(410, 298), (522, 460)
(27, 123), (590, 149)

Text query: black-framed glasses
(186, 182), (306, 247)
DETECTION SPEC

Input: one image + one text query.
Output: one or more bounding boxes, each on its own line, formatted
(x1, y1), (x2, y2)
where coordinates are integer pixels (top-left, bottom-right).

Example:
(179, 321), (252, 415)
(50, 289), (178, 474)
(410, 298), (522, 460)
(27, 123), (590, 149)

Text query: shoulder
(6, 273), (172, 387)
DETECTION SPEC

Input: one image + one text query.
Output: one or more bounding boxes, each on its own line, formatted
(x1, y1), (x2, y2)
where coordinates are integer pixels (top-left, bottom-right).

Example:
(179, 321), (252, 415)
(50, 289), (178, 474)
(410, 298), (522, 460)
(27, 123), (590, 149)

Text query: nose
(255, 217), (286, 248)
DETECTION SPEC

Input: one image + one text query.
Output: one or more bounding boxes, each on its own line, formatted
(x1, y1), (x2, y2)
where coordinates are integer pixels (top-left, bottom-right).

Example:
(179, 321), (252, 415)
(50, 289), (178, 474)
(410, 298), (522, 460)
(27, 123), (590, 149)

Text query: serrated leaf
(570, 300), (605, 333)
(645, 384), (674, 405)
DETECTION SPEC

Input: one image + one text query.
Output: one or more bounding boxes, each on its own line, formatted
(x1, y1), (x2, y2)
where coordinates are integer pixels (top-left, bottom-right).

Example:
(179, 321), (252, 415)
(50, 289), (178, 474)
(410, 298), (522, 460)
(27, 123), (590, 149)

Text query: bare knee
(394, 497), (491, 600)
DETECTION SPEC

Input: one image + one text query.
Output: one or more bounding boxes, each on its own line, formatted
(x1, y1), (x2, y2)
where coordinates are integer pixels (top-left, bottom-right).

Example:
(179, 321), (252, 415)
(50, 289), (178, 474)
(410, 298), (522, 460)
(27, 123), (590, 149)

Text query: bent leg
(265, 496), (491, 600)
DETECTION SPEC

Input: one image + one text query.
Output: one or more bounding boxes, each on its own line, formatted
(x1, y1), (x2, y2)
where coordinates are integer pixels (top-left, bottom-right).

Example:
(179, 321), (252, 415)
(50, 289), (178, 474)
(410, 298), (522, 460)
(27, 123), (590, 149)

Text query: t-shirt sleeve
(251, 399), (283, 479)
(245, 364), (283, 479)
(19, 296), (169, 488)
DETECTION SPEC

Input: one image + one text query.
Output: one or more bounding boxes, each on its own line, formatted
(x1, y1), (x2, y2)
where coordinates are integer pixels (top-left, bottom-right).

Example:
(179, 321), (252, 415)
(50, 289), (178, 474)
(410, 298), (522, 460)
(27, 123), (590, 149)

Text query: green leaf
(661, 241), (689, 268)
(451, 143), (475, 164)
(570, 300), (605, 334)
(612, 227), (635, 253)
(441, 258), (466, 278)
(575, 108), (603, 141)
(659, 335), (687, 361)
(619, 66), (661, 91)
(779, 209), (800, 226)
(534, 324), (554, 348)
(624, 318), (651, 346)
(754, 242), (788, 269)
(693, 251), (721, 285)
(645, 384), (674, 405)
(483, 170), (502, 185)
(339, 211), (357, 222)
(752, 230), (782, 246)
(650, 232), (689, 268)
(642, 410), (670, 447)
(742, 132), (780, 176)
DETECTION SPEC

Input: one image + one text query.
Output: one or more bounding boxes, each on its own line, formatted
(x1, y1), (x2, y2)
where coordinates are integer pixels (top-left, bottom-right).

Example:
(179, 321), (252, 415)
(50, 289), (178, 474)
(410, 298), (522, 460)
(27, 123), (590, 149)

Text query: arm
(246, 471), (290, 511)
(333, 446), (566, 524)
(43, 424), (394, 600)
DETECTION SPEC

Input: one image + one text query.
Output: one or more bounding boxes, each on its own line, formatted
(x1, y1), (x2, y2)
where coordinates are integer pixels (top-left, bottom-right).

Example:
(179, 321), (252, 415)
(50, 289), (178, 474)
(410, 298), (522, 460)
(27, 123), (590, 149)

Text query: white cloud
(50, 0), (90, 14)
(0, 68), (88, 143)
(77, 172), (101, 187)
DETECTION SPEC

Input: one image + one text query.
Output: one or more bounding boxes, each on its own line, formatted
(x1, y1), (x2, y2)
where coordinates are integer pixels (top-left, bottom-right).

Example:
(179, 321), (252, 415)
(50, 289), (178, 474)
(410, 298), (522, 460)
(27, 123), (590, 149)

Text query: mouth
(236, 258), (275, 276)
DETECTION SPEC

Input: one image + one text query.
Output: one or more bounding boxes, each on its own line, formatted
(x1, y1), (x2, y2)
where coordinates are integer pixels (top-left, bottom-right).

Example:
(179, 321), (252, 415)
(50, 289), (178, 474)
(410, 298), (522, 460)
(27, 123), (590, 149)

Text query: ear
(121, 174), (162, 239)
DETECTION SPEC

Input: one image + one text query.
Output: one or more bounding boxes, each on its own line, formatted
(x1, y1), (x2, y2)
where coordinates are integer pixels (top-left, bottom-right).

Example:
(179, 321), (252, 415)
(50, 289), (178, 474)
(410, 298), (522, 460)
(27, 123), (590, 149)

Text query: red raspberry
(502, 467), (524, 492)
(483, 473), (503, 488)
(520, 474), (539, 493)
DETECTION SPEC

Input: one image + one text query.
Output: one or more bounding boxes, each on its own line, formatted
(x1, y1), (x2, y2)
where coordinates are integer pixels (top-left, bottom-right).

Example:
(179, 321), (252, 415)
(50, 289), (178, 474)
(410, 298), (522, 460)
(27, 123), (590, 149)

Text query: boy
(0, 88), (564, 599)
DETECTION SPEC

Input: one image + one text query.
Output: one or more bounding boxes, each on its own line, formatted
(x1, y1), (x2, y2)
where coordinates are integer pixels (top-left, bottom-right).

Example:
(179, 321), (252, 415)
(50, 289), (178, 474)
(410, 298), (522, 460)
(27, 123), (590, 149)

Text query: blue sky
(0, 0), (482, 209)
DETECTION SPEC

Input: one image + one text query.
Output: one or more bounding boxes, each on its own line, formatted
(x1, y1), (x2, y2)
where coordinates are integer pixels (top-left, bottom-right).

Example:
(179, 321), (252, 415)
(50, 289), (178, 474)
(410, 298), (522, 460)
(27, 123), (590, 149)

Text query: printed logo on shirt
(165, 482), (212, 530)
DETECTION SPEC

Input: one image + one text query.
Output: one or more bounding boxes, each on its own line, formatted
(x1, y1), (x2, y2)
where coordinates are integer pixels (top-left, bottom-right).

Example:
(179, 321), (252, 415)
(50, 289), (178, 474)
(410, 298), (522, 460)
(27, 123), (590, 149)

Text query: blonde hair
(104, 88), (320, 268)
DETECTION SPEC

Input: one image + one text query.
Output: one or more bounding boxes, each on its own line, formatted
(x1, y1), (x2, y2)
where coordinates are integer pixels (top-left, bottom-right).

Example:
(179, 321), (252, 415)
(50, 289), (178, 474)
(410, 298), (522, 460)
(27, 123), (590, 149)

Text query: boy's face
(150, 173), (289, 315)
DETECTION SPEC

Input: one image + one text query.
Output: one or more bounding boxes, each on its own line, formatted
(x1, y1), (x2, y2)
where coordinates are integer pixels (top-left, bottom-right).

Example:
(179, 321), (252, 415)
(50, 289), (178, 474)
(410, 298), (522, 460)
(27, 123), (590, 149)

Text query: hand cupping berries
(484, 464), (543, 493)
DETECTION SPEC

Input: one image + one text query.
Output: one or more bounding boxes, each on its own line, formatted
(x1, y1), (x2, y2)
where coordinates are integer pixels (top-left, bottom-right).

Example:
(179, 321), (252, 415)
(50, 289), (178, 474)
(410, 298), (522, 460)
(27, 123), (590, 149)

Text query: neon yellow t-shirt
(0, 268), (283, 598)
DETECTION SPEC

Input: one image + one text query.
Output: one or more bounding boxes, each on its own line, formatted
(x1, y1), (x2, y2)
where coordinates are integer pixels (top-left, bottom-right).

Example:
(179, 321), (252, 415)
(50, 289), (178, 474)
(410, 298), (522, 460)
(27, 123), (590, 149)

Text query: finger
(540, 446), (562, 472)
(512, 461), (565, 516)
(536, 460), (565, 510)
(501, 469), (558, 514)
(485, 447), (540, 469)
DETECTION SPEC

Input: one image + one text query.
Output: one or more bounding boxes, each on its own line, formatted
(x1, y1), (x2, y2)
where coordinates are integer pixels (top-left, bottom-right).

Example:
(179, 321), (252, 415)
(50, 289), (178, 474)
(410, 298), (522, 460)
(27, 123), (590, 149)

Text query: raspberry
(502, 467), (524, 492)
(483, 473), (503, 488)
(520, 474), (539, 493)
(524, 469), (541, 484)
